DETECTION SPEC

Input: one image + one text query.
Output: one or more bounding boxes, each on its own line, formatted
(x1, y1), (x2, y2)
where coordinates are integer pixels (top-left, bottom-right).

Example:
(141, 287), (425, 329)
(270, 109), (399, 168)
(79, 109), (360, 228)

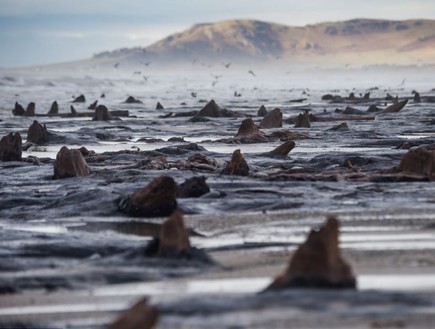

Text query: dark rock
(78, 146), (94, 156)
(259, 108), (282, 128)
(173, 110), (198, 117)
(321, 94), (336, 101)
(159, 112), (173, 119)
(187, 153), (218, 167)
(124, 96), (142, 104)
(268, 130), (309, 141)
(222, 149), (249, 176)
(72, 95), (86, 103)
(265, 217), (356, 291)
(382, 99), (408, 113)
(343, 156), (374, 168)
(198, 99), (221, 117)
(367, 105), (382, 113)
(328, 122), (349, 131)
(121, 176), (178, 217)
(106, 298), (159, 329)
(189, 116), (210, 123)
(395, 141), (413, 150)
(53, 146), (91, 179)
(47, 101), (58, 115)
(88, 100), (98, 110)
(27, 120), (48, 144)
(294, 110), (311, 128)
(12, 102), (25, 116)
(168, 137), (185, 142)
(25, 102), (36, 116)
(343, 106), (366, 115)
(156, 102), (164, 110)
(177, 176), (210, 198)
(413, 91), (421, 103)
(155, 143), (205, 155)
(93, 105), (113, 121)
(0, 132), (22, 161)
(257, 105), (268, 117)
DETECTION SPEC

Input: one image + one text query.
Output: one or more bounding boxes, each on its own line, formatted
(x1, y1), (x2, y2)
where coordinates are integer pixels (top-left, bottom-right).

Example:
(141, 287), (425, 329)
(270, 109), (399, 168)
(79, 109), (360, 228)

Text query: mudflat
(0, 68), (434, 328)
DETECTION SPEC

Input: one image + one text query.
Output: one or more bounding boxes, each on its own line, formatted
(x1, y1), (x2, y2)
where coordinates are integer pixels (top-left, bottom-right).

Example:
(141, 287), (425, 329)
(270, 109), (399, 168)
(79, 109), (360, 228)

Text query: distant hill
(94, 18), (435, 68)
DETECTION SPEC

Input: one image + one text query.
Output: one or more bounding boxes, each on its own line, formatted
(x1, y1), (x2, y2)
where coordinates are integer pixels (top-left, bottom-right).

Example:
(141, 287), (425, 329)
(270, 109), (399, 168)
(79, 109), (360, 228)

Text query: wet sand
(0, 68), (434, 328)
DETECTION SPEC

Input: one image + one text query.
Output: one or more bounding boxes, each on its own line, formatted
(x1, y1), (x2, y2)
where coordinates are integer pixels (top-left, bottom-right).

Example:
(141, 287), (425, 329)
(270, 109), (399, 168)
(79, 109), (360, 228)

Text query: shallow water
(0, 67), (434, 328)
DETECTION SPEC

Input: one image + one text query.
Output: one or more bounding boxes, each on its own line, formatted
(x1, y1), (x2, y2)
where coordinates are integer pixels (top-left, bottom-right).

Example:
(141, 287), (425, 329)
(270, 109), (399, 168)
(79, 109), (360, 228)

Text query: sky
(1, 0), (435, 68)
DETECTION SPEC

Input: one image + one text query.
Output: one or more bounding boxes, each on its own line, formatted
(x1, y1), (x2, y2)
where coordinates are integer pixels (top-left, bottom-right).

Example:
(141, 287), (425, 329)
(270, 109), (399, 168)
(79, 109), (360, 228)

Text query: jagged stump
(122, 176), (178, 217)
(53, 146), (90, 179)
(265, 217), (356, 290)
(0, 132), (22, 161)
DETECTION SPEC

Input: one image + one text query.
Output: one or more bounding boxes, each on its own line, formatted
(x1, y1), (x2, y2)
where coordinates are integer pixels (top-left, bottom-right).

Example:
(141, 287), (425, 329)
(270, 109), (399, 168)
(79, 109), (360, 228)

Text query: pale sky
(1, 0), (435, 67)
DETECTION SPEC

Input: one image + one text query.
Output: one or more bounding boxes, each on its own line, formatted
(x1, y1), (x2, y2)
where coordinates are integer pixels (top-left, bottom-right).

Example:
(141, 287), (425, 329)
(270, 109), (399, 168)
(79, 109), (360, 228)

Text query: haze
(1, 0), (435, 67)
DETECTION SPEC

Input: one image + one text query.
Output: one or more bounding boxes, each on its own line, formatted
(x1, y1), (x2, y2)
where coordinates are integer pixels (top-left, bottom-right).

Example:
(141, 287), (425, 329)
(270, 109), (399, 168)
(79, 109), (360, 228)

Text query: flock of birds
(112, 59), (258, 87)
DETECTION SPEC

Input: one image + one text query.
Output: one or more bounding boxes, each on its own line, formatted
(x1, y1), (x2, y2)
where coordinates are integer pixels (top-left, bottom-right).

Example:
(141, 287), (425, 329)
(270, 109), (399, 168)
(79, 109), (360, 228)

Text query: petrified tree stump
(53, 146), (90, 179)
(123, 176), (178, 217)
(157, 209), (191, 256)
(124, 96), (142, 104)
(25, 102), (36, 116)
(397, 147), (435, 177)
(259, 108), (282, 128)
(294, 110), (311, 128)
(106, 298), (159, 329)
(47, 101), (58, 115)
(93, 105), (113, 121)
(265, 217), (356, 290)
(267, 140), (296, 156)
(257, 105), (268, 117)
(382, 99), (408, 113)
(198, 99), (221, 117)
(27, 120), (48, 144)
(72, 95), (86, 103)
(0, 132), (22, 161)
(222, 149), (249, 176)
(12, 102), (25, 116)
(234, 118), (268, 143)
(88, 100), (98, 110)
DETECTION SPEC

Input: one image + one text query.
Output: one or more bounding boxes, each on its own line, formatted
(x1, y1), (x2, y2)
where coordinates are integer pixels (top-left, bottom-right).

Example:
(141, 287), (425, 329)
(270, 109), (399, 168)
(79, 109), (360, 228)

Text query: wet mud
(0, 70), (434, 328)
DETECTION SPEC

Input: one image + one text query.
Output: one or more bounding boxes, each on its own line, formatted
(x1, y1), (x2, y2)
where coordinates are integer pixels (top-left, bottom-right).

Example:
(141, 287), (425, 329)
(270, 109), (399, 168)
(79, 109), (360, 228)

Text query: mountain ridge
(94, 18), (435, 67)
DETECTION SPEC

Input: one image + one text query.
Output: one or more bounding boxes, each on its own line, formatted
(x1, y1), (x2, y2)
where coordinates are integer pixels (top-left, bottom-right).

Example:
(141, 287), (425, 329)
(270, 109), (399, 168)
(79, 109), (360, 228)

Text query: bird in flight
(248, 70), (256, 77)
(114, 63), (119, 69)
